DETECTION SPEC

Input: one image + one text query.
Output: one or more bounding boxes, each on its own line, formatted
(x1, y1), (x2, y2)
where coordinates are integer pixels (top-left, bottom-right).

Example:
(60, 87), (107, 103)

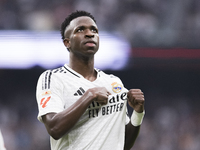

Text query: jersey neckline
(63, 64), (100, 82)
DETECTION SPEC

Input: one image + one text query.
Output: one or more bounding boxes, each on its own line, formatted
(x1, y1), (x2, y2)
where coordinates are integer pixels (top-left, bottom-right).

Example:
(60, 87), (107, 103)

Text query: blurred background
(0, 0), (200, 150)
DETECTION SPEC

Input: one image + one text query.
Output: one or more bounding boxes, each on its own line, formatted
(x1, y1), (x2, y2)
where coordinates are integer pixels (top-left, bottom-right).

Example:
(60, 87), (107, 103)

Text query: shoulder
(97, 69), (122, 82)
(37, 66), (67, 90)
(97, 69), (119, 78)
(38, 66), (68, 86)
(39, 66), (67, 78)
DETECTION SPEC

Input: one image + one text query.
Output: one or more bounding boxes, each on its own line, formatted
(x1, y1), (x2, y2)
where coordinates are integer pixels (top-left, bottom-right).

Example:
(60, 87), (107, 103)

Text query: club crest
(111, 82), (122, 93)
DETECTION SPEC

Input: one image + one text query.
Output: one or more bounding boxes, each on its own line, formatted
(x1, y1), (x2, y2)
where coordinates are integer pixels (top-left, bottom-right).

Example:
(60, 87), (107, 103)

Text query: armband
(130, 110), (145, 126)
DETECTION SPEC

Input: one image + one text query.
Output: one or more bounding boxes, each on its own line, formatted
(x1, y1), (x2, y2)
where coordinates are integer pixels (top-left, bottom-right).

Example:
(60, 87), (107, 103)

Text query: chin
(86, 48), (98, 54)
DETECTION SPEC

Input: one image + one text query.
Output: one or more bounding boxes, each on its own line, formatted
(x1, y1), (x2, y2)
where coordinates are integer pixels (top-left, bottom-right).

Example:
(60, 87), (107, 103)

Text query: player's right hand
(88, 87), (111, 105)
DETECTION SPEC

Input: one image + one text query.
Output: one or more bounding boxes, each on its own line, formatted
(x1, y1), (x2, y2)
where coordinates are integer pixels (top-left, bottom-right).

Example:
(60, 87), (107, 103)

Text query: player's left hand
(127, 89), (145, 113)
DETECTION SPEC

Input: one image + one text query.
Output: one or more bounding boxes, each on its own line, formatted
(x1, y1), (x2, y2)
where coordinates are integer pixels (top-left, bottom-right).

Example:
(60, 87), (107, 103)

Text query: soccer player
(36, 10), (145, 150)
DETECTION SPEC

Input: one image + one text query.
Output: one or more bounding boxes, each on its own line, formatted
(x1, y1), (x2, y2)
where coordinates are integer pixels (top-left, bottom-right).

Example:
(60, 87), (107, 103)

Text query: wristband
(131, 110), (145, 126)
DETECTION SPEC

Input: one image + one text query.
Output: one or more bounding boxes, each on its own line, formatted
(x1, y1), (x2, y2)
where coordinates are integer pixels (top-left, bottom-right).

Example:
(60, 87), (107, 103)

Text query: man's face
(64, 16), (99, 57)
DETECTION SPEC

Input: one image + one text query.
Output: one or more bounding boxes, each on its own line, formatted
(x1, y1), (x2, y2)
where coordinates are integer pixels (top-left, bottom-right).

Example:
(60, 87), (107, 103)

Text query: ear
(63, 38), (70, 50)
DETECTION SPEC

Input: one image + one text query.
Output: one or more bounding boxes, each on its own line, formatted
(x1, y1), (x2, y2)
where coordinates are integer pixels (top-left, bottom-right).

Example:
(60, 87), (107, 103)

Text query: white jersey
(0, 129), (6, 150)
(36, 64), (130, 150)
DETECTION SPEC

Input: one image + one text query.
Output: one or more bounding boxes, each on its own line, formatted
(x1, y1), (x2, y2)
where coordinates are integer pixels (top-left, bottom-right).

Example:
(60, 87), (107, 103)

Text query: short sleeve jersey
(36, 64), (130, 150)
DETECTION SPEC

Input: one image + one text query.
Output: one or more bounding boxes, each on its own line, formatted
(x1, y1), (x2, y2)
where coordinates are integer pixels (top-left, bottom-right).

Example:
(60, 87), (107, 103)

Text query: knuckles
(129, 89), (144, 95)
(128, 89), (145, 102)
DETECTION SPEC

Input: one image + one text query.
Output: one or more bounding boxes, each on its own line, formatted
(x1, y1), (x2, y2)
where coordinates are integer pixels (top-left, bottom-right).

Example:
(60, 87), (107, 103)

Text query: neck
(68, 53), (97, 81)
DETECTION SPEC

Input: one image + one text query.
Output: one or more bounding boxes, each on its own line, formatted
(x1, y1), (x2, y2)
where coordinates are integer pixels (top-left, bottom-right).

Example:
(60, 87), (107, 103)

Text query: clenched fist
(127, 89), (145, 113)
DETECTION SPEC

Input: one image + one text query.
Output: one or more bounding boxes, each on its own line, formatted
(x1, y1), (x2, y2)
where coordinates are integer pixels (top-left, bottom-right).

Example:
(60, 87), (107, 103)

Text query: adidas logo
(74, 87), (85, 96)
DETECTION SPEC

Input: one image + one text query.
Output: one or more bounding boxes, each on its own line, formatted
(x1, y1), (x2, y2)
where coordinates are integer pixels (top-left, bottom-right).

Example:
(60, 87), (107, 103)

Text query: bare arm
(124, 89), (145, 150)
(124, 123), (140, 150)
(42, 87), (110, 140)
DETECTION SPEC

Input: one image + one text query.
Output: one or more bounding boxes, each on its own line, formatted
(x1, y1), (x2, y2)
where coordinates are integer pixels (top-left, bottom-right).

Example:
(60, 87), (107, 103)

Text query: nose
(85, 29), (94, 38)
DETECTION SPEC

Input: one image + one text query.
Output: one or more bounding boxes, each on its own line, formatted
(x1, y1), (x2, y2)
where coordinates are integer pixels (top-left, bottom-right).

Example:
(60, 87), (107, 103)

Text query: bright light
(0, 30), (130, 70)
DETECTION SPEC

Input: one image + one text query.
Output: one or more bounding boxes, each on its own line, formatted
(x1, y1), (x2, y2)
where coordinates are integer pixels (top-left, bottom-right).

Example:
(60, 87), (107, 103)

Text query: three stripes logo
(74, 87), (85, 96)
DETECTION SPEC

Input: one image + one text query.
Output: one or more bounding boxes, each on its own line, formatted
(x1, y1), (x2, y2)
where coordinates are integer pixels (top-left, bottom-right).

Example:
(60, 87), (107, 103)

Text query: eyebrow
(75, 25), (98, 30)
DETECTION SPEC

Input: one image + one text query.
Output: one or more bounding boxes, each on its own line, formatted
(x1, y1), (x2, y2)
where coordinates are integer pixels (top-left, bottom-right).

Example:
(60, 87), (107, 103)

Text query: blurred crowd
(0, 0), (200, 48)
(133, 99), (200, 150)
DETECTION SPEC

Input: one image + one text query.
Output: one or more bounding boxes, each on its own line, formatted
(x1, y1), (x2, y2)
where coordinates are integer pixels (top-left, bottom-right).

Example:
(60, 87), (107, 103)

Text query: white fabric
(36, 64), (130, 150)
(131, 110), (145, 126)
(0, 129), (6, 150)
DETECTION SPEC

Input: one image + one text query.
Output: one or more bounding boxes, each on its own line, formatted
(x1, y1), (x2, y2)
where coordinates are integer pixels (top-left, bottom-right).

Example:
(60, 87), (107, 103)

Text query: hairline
(64, 16), (97, 39)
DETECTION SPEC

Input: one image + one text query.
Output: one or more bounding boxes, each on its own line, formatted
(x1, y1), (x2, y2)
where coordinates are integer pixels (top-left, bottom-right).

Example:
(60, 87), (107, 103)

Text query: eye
(91, 28), (98, 33)
(77, 29), (83, 32)
(76, 26), (84, 33)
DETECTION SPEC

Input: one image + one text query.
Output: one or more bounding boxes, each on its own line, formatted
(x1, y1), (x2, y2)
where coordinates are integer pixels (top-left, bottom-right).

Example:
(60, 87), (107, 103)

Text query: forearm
(124, 123), (140, 150)
(124, 110), (145, 150)
(42, 90), (95, 139)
